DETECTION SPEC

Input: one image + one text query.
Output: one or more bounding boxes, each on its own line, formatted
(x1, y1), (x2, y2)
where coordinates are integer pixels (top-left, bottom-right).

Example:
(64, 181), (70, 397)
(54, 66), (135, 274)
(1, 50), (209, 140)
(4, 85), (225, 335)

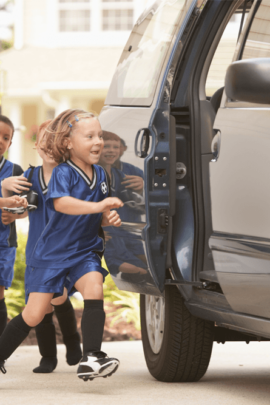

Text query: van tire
(140, 286), (214, 382)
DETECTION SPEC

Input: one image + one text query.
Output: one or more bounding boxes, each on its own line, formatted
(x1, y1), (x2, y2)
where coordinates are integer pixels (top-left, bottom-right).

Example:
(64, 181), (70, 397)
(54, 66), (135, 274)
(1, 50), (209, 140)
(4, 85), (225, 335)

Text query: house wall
(19, 0), (146, 49)
(23, 0), (48, 48)
(6, 0), (148, 168)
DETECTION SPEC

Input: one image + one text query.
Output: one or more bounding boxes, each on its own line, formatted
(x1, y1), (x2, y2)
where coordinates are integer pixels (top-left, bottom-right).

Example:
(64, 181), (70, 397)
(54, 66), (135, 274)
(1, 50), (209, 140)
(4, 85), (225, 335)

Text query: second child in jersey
(1, 120), (82, 373)
(0, 109), (123, 381)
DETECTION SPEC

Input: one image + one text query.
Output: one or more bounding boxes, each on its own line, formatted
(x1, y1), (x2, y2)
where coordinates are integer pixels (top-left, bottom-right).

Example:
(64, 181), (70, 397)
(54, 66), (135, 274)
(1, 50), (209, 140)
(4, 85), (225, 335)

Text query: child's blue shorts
(0, 247), (16, 289)
(24, 252), (108, 303)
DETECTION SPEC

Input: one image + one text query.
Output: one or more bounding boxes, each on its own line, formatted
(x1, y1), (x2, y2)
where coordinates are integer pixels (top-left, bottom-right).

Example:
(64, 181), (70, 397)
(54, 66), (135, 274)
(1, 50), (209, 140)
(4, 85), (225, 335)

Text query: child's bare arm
(53, 196), (123, 215)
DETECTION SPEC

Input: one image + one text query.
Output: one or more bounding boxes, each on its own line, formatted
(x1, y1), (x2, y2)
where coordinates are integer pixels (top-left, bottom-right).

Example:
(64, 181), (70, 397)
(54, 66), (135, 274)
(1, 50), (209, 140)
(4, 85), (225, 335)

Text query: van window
(205, 10), (249, 97)
(241, 0), (270, 59)
(105, 0), (192, 107)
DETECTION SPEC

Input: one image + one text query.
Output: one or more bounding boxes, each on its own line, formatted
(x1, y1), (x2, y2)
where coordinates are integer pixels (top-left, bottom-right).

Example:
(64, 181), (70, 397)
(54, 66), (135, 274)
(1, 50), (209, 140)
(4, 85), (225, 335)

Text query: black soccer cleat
(0, 360), (6, 374)
(77, 351), (119, 381)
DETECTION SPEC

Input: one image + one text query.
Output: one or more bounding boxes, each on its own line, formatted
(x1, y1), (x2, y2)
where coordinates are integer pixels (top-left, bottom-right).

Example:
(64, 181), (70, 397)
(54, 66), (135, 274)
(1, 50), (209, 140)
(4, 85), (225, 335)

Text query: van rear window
(105, 0), (192, 107)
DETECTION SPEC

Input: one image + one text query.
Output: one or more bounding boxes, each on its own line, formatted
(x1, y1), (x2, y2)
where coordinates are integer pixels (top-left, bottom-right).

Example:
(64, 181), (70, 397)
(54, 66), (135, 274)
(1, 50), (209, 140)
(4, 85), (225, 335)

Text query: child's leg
(74, 272), (105, 354)
(33, 303), (57, 374)
(0, 286), (7, 337)
(0, 292), (54, 373)
(75, 272), (119, 381)
(52, 288), (82, 366)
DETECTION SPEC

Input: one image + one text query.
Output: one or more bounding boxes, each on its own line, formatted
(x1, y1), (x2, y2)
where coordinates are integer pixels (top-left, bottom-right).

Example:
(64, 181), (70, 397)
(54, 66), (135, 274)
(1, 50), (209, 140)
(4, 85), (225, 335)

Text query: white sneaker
(77, 351), (119, 381)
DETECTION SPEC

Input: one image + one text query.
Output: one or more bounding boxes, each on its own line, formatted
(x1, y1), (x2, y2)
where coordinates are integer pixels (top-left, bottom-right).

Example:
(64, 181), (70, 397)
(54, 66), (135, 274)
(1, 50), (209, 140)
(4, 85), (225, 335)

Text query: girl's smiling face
(68, 118), (104, 166)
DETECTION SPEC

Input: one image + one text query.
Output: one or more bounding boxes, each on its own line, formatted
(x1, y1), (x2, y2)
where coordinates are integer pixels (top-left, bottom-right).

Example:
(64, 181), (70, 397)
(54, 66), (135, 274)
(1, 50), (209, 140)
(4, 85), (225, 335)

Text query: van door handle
(211, 131), (221, 162)
(135, 128), (150, 158)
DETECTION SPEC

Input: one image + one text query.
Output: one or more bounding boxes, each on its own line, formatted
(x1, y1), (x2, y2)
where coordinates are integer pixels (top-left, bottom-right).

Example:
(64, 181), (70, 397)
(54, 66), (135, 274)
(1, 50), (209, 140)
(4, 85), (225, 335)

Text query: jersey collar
(39, 166), (48, 195)
(66, 159), (97, 190)
(0, 156), (6, 173)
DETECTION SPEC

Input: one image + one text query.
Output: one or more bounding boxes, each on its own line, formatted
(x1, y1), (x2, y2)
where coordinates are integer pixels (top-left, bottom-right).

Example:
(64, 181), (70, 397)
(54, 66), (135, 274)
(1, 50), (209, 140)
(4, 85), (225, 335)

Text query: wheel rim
(145, 295), (165, 354)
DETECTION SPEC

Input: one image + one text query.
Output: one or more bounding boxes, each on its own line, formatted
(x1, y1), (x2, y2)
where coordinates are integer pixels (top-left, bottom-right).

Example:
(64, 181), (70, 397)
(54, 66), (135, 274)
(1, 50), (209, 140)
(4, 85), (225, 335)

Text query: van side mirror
(225, 58), (270, 105)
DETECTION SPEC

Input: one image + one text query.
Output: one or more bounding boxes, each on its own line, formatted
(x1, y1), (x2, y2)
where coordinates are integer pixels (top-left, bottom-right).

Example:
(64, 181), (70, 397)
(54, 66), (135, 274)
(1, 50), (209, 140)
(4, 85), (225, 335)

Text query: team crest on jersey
(101, 182), (107, 195)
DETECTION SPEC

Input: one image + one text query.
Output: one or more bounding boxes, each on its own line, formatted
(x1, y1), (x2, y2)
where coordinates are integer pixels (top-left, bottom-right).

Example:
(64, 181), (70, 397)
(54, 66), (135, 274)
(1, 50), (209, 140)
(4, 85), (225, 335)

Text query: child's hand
(1, 211), (15, 225)
(100, 197), (123, 212)
(2, 176), (32, 193)
(1, 196), (28, 209)
(121, 175), (144, 192)
(102, 210), (122, 228)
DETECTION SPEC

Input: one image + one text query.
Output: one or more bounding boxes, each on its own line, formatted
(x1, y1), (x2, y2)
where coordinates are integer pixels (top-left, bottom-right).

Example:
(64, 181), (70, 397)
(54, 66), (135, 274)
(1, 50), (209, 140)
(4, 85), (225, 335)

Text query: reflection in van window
(205, 12), (248, 97)
(105, 0), (192, 106)
(242, 0), (270, 59)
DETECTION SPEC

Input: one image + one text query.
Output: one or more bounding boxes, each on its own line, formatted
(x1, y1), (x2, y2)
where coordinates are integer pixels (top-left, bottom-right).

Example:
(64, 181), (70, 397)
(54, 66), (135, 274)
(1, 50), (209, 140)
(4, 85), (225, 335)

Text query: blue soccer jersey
(119, 161), (143, 178)
(29, 160), (110, 269)
(0, 157), (23, 248)
(24, 166), (52, 265)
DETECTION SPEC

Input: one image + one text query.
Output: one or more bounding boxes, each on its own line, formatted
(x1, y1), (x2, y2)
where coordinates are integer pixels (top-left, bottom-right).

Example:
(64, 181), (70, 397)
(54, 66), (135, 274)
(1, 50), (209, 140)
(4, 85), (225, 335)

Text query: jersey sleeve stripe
(0, 157), (6, 171)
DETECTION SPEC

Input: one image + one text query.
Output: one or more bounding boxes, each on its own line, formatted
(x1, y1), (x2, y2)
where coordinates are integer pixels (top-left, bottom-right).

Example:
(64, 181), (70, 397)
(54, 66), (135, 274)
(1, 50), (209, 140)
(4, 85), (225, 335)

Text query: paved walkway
(2, 341), (270, 405)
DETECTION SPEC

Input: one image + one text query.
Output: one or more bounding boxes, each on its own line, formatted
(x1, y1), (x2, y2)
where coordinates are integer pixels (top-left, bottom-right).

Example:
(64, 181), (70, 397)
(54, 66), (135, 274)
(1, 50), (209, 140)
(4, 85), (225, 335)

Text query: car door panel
(209, 107), (270, 317)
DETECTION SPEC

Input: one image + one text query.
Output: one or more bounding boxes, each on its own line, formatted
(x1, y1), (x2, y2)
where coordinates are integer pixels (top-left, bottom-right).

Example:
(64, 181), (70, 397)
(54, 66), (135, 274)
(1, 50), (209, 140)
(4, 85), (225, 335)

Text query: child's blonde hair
(40, 109), (98, 163)
(36, 120), (52, 144)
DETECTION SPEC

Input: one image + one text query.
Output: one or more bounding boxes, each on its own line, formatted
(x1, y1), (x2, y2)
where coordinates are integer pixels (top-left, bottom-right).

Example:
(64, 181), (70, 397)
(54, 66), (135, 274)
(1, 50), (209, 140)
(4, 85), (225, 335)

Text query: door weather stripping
(165, 279), (211, 289)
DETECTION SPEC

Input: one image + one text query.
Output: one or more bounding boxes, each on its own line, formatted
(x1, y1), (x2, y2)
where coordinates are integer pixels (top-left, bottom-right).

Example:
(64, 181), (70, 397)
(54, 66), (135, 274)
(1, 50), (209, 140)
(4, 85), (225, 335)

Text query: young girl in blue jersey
(0, 109), (123, 381)
(2, 120), (82, 374)
(0, 115), (28, 341)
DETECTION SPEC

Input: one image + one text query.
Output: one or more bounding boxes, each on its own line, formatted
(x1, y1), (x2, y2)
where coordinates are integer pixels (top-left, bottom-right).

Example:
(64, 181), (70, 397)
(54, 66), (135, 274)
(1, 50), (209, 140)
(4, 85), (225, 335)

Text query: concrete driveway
(2, 340), (270, 405)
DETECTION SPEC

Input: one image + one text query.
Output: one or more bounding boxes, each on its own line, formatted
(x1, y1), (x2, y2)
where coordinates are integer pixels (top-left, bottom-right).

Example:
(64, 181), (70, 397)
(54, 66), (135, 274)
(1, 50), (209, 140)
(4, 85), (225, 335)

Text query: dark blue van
(99, 0), (270, 382)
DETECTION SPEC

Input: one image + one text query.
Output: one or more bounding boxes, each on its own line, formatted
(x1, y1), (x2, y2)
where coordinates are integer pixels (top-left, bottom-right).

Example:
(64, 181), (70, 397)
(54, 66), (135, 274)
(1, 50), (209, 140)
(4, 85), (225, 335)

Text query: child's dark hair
(120, 138), (126, 147)
(0, 115), (14, 136)
(103, 131), (121, 143)
(40, 109), (98, 164)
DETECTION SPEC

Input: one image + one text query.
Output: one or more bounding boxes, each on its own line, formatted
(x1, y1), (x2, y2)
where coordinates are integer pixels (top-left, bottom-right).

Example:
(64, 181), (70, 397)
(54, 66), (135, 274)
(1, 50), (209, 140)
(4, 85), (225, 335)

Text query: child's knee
(81, 284), (103, 300)
(22, 308), (46, 327)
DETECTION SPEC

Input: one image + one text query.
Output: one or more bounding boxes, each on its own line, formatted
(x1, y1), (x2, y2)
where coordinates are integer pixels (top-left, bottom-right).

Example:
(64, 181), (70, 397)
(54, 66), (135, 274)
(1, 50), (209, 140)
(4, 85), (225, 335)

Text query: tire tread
(140, 286), (214, 382)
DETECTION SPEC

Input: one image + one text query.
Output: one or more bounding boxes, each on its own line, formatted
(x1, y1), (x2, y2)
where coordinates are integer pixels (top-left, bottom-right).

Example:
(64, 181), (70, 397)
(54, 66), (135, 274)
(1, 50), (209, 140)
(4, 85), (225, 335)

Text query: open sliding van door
(99, 0), (201, 296)
(209, 0), (270, 320)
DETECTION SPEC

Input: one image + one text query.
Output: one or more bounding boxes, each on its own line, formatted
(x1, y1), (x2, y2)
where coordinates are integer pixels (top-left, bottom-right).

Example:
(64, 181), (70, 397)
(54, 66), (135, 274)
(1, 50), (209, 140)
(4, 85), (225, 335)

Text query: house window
(59, 10), (91, 32)
(58, 0), (135, 34)
(102, 9), (133, 30)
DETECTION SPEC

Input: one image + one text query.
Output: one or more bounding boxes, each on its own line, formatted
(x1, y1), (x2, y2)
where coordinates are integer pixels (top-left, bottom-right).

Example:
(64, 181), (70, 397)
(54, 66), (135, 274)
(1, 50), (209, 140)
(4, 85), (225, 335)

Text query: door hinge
(158, 209), (169, 234)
